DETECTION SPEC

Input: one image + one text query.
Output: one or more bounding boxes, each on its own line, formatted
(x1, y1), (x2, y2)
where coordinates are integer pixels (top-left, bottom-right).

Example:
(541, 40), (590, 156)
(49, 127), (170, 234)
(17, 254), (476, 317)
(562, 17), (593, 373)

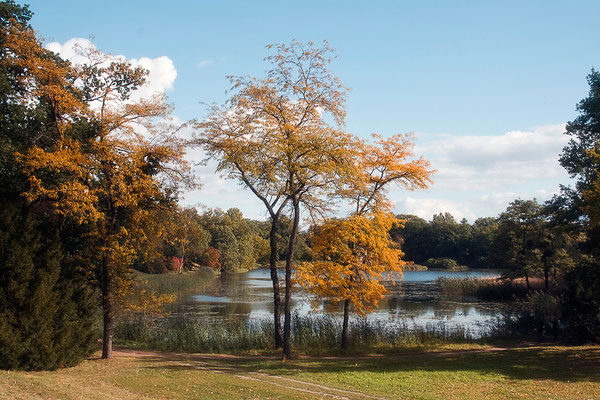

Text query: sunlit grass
(1, 345), (598, 399)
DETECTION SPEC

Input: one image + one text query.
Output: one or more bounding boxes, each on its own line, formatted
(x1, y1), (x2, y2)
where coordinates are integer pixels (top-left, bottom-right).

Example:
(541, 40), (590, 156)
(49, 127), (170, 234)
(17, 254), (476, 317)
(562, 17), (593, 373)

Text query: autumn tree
(7, 25), (191, 359)
(297, 133), (432, 348)
(132, 206), (211, 273)
(0, 7), (100, 369)
(196, 41), (354, 356)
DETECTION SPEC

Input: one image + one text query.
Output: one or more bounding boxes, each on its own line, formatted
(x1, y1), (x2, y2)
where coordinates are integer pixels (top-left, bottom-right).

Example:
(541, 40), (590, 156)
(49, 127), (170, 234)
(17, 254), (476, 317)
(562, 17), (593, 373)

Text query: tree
(390, 214), (429, 264)
(7, 25), (191, 359)
(557, 69), (600, 341)
(0, 206), (99, 370)
(559, 69), (600, 251)
(0, 5), (98, 369)
(469, 217), (499, 268)
(560, 69), (600, 193)
(197, 40), (354, 356)
(495, 199), (545, 290)
(494, 199), (576, 292)
(199, 208), (264, 273)
(297, 212), (404, 348)
(297, 133), (432, 348)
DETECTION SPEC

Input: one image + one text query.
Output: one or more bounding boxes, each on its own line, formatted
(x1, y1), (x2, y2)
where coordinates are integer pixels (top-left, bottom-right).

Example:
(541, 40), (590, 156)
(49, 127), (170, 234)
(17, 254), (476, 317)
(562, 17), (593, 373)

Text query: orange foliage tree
(197, 40), (355, 357)
(296, 133), (433, 348)
(5, 21), (191, 359)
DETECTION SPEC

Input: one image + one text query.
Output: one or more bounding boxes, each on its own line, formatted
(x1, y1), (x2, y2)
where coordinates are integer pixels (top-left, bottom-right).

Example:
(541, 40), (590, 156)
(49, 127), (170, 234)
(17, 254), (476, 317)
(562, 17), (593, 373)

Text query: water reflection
(178, 268), (505, 333)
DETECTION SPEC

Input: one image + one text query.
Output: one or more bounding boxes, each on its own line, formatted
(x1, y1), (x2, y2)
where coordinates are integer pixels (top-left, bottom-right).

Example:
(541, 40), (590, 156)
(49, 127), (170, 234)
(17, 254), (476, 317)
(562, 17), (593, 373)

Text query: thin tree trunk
(101, 254), (113, 359)
(341, 299), (351, 349)
(525, 273), (531, 292)
(282, 198), (300, 360)
(269, 214), (283, 349)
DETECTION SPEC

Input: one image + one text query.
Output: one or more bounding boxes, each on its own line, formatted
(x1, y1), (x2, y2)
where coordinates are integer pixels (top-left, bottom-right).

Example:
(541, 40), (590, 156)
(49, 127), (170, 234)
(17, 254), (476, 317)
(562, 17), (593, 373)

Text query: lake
(175, 268), (507, 336)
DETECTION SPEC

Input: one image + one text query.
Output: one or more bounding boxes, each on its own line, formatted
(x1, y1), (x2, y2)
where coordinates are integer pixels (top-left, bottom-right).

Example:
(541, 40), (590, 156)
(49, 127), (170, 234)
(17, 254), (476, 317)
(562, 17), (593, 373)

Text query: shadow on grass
(128, 345), (600, 384)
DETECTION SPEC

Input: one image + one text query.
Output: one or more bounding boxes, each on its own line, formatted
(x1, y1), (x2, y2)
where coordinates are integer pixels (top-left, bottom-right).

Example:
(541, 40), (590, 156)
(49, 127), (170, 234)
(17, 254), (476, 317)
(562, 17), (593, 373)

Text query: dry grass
(1, 345), (599, 400)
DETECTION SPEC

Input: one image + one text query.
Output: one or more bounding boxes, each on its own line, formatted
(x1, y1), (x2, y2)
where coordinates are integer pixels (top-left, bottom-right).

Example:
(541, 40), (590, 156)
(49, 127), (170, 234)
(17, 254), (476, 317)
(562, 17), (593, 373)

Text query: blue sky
(26, 0), (600, 221)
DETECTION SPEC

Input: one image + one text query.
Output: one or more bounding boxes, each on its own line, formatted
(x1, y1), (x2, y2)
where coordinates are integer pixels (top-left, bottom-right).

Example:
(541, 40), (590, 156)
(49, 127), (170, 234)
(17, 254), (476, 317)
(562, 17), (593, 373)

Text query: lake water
(176, 268), (507, 335)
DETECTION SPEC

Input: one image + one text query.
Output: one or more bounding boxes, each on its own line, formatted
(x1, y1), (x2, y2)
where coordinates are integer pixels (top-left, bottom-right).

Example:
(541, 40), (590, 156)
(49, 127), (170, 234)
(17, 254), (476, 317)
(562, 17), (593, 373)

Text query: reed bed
(114, 313), (480, 354)
(437, 276), (528, 300)
(134, 267), (216, 298)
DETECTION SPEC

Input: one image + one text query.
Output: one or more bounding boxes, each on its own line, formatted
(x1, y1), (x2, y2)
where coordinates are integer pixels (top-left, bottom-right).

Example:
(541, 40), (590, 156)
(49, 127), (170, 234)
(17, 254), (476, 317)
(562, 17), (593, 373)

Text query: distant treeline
(392, 213), (498, 269)
(134, 207), (311, 274)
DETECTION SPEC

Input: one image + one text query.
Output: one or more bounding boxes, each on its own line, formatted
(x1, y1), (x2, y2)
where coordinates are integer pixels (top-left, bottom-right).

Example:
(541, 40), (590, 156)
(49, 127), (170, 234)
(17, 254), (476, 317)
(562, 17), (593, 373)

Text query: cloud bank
(393, 124), (571, 221)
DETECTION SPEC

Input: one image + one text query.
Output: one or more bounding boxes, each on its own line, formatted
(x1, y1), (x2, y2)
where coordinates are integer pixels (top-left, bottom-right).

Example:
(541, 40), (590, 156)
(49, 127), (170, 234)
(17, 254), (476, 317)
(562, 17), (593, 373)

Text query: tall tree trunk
(282, 198), (300, 360)
(101, 254), (113, 359)
(525, 272), (531, 292)
(269, 214), (283, 349)
(341, 299), (351, 349)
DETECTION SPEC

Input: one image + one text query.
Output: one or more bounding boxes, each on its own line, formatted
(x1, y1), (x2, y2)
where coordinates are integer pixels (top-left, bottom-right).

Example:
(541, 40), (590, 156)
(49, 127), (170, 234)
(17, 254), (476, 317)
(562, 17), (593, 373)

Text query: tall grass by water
(133, 267), (216, 298)
(114, 313), (481, 354)
(437, 276), (528, 300)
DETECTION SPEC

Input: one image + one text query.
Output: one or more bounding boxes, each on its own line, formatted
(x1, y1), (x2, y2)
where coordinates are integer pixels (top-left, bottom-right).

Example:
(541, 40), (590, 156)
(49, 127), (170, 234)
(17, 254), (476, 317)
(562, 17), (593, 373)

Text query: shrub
(425, 257), (467, 270)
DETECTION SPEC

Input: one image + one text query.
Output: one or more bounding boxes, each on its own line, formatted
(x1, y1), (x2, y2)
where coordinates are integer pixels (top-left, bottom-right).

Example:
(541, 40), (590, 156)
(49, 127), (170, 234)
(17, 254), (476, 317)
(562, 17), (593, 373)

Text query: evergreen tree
(0, 204), (98, 370)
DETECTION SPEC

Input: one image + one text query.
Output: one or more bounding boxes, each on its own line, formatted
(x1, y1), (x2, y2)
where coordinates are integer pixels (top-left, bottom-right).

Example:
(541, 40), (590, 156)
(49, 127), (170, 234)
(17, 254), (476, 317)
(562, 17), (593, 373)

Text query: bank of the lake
(115, 268), (516, 354)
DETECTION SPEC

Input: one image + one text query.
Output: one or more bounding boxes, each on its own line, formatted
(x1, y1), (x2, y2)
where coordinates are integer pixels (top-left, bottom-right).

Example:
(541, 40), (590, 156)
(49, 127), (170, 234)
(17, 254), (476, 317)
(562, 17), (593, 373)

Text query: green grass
(1, 345), (598, 399)
(437, 276), (528, 300)
(223, 345), (600, 399)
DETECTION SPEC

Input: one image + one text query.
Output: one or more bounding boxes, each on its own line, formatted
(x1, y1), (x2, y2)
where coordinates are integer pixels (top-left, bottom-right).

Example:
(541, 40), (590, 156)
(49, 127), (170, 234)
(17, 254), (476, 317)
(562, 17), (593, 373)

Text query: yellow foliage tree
(197, 40), (356, 357)
(297, 133), (433, 348)
(5, 21), (191, 359)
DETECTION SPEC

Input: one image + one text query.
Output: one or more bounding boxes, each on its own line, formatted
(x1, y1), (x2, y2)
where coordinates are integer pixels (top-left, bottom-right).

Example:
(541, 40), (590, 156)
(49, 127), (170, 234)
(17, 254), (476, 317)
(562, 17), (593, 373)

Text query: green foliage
(560, 69), (600, 192)
(424, 257), (466, 270)
(0, 4), (99, 369)
(200, 208), (267, 273)
(0, 205), (99, 370)
(0, 1), (32, 26)
(393, 214), (498, 268)
(563, 258), (600, 342)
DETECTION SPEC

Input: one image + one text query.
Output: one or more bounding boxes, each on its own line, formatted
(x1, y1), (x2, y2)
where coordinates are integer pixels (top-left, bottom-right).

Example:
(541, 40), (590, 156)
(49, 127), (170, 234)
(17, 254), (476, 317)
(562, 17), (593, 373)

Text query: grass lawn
(0, 345), (598, 399)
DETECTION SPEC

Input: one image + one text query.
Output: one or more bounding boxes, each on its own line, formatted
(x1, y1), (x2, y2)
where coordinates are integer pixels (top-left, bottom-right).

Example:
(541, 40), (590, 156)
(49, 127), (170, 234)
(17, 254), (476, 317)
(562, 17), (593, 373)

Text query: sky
(24, 0), (600, 222)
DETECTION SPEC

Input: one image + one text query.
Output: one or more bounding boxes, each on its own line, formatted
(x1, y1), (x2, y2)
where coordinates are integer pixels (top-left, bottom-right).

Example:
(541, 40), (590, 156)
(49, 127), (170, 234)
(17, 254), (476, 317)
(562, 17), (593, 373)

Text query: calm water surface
(176, 268), (506, 334)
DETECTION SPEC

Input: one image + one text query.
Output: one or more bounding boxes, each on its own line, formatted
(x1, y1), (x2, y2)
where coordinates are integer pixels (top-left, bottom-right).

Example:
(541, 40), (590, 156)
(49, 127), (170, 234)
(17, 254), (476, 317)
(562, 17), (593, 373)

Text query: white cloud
(45, 38), (177, 101)
(387, 125), (573, 222)
(396, 197), (476, 221)
(416, 124), (570, 191)
(395, 188), (562, 222)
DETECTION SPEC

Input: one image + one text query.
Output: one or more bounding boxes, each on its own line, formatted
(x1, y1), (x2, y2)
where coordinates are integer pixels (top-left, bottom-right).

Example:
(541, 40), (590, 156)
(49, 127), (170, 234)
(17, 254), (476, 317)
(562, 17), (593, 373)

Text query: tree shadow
(129, 346), (600, 384)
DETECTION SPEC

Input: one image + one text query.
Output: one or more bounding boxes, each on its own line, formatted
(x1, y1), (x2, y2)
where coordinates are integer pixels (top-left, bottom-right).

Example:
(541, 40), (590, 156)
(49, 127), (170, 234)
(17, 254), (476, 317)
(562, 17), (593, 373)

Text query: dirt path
(112, 345), (536, 399)
(114, 347), (390, 399)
